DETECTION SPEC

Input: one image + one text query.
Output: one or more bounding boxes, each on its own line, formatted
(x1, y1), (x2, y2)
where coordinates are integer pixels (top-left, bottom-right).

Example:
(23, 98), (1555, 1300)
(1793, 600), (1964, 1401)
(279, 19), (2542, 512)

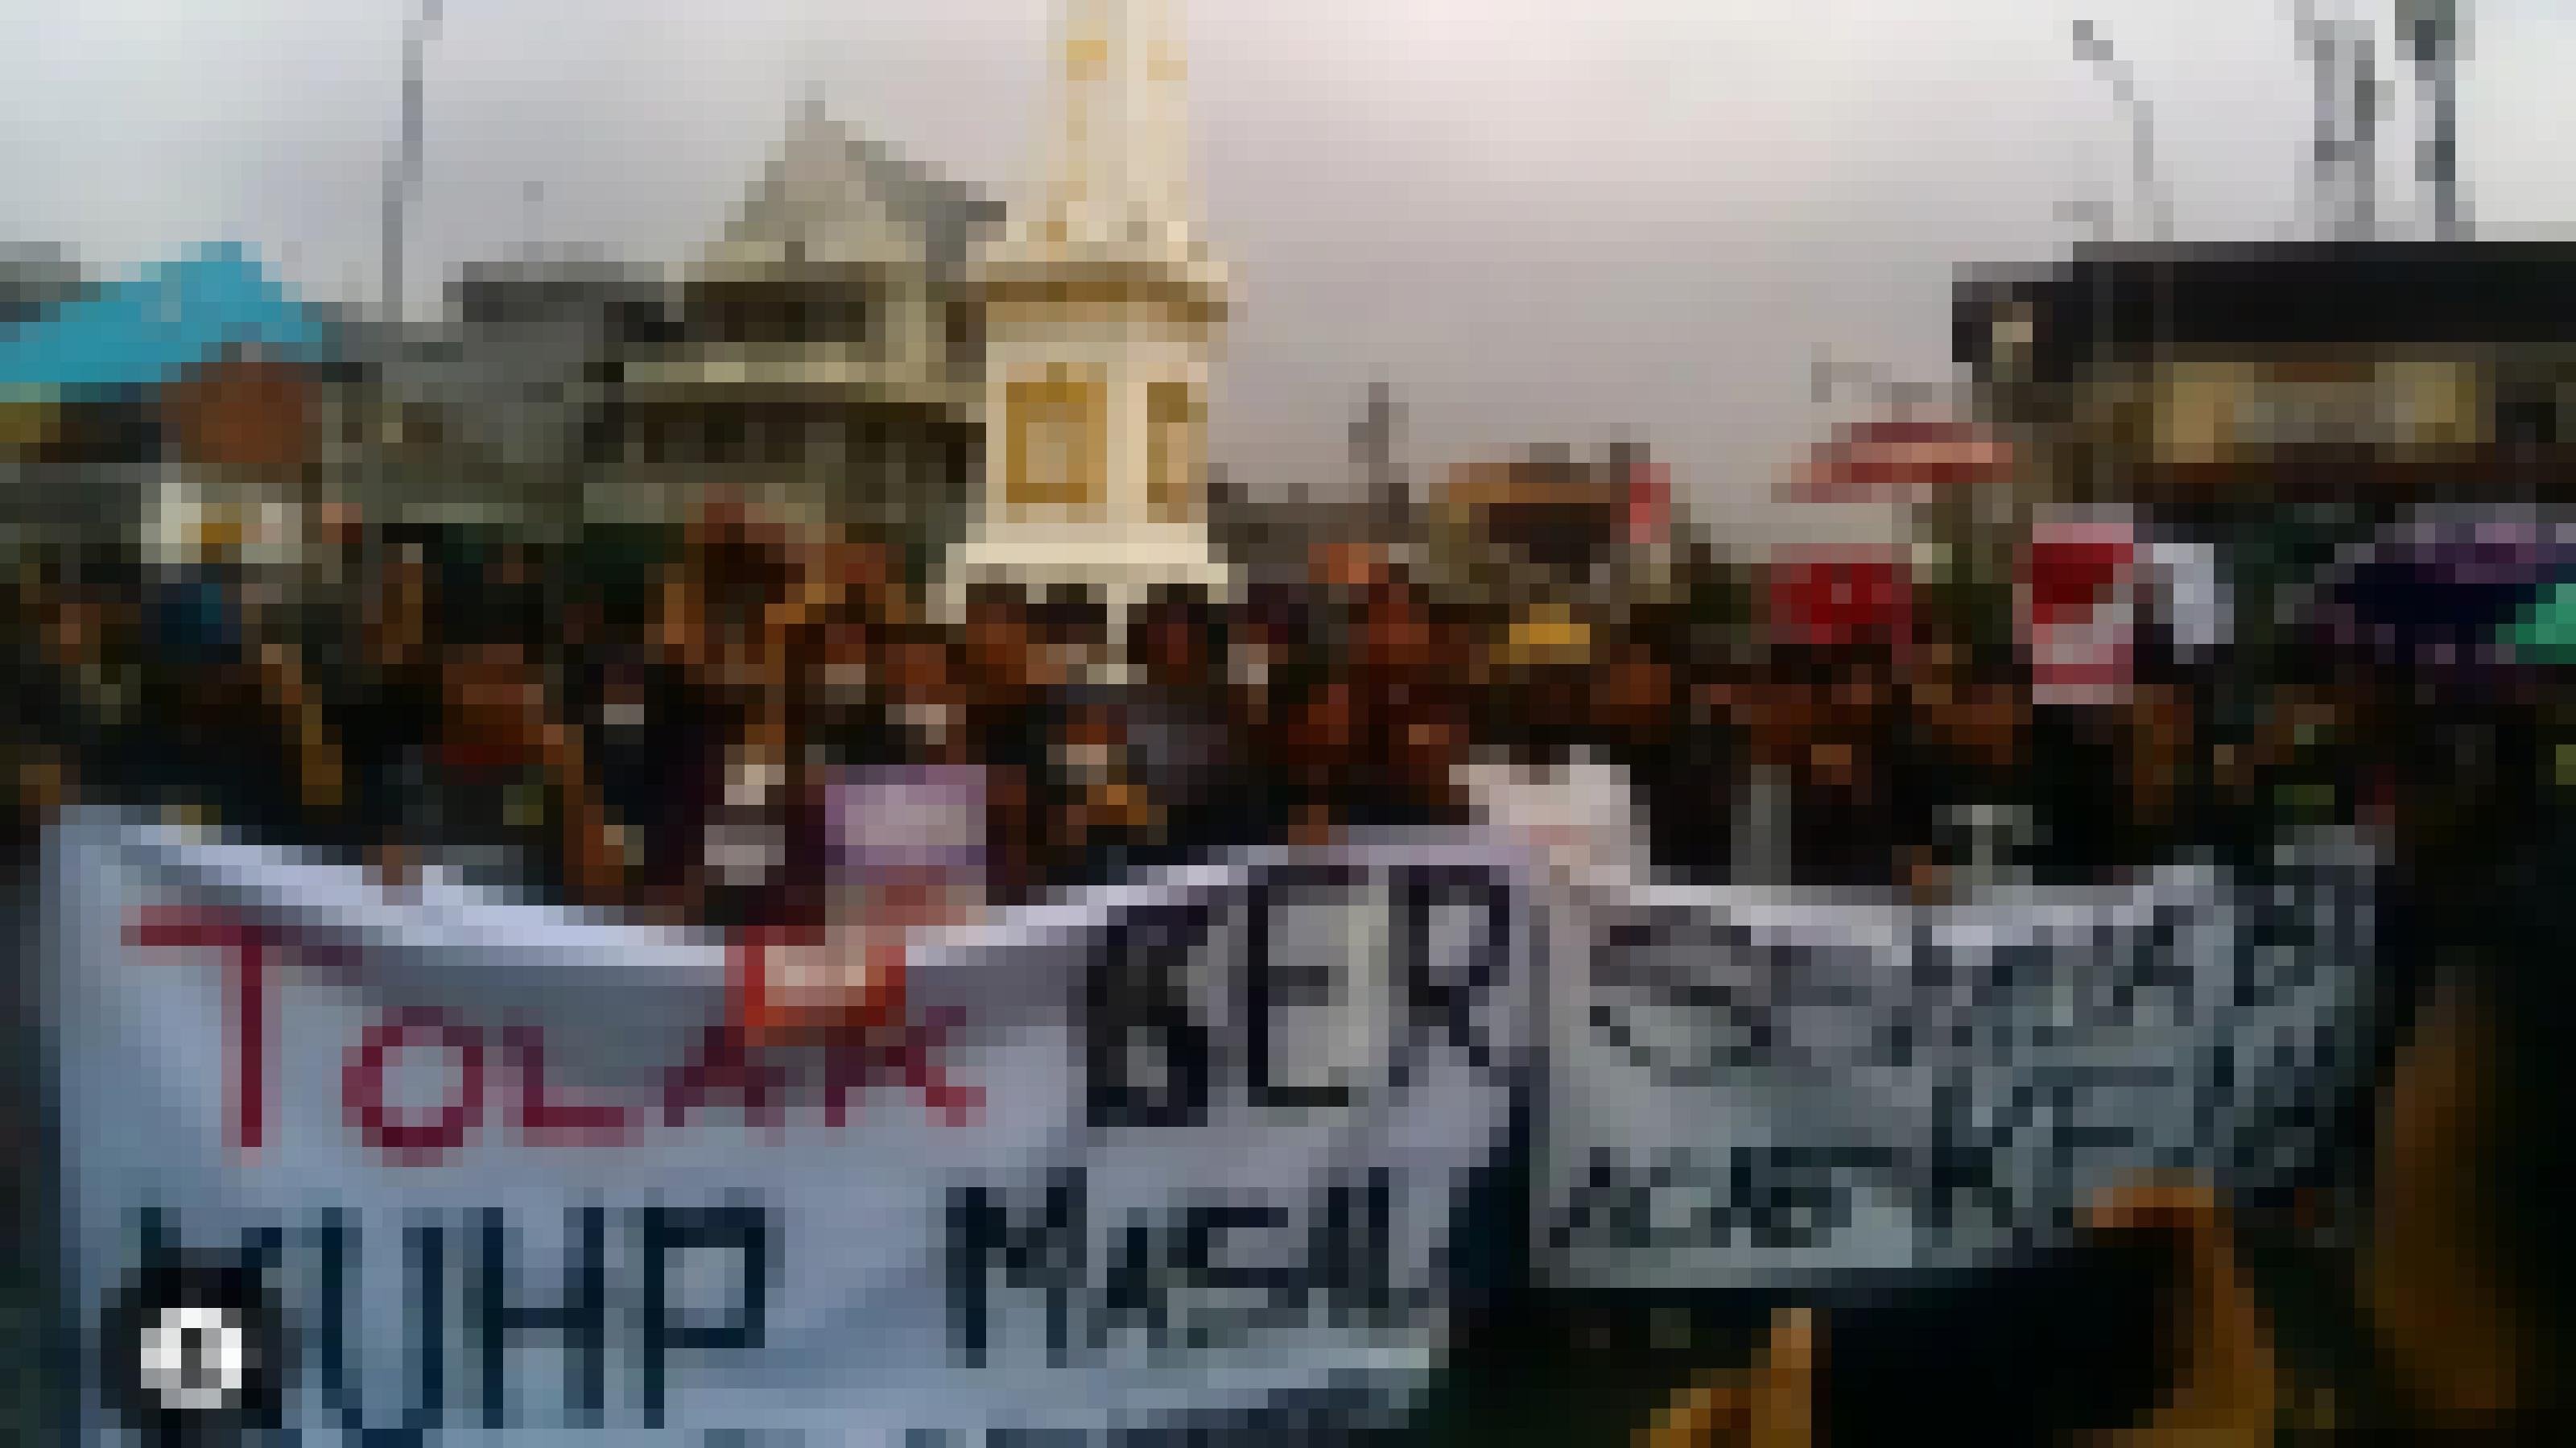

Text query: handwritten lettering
(132, 1201), (772, 1434)
(945, 1166), (1422, 1369)
(1084, 864), (1515, 1131)
(1550, 1145), (1868, 1256)
(126, 907), (977, 1165)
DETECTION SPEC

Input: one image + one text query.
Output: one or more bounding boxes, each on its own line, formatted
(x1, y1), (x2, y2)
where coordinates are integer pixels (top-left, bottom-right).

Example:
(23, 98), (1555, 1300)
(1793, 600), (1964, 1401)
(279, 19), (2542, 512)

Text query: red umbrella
(1769, 546), (1913, 651)
(1791, 419), (2012, 501)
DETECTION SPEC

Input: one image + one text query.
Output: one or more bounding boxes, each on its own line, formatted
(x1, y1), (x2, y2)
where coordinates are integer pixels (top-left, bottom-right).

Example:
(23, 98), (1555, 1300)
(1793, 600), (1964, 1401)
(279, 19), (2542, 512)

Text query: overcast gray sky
(6, 1), (2573, 546)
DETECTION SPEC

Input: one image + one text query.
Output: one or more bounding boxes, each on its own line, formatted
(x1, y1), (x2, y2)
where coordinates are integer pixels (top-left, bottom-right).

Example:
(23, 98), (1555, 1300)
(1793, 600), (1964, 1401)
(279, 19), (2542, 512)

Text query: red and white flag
(2021, 516), (2140, 706)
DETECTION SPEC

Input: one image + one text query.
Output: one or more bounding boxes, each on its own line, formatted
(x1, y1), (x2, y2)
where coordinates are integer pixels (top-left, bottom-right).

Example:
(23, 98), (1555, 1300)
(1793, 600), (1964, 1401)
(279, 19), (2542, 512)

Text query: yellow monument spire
(945, 0), (1234, 639)
(1012, 0), (1213, 267)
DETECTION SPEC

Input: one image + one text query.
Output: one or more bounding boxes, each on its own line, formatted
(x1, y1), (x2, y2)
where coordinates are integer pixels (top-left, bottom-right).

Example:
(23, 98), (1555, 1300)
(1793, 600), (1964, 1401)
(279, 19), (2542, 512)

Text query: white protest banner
(39, 813), (1531, 1445)
(1542, 841), (2379, 1294)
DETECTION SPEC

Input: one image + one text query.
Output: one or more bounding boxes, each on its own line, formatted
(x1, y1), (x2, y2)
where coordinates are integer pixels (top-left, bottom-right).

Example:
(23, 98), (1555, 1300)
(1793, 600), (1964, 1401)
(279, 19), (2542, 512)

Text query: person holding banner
(1637, 1182), (2302, 1448)
(1777, 645), (1905, 890)
(2345, 658), (2567, 1433)
(1621, 620), (1740, 888)
(1120, 588), (1239, 866)
(1047, 692), (1166, 889)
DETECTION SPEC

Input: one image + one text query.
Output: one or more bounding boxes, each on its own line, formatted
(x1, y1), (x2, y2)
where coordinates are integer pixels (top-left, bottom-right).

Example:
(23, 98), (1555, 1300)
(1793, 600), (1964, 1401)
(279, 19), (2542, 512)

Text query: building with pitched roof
(605, 101), (1002, 578)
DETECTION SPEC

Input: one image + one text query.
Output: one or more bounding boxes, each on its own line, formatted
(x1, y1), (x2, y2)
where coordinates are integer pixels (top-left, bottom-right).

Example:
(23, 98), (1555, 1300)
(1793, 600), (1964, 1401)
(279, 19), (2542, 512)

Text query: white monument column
(942, 0), (1233, 645)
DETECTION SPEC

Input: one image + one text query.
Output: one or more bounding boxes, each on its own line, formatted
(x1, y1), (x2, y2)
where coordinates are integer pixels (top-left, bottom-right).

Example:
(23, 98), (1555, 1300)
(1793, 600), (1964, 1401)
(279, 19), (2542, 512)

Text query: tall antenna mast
(2349, 14), (2378, 241)
(2293, 3), (2384, 242)
(2293, 2), (2335, 241)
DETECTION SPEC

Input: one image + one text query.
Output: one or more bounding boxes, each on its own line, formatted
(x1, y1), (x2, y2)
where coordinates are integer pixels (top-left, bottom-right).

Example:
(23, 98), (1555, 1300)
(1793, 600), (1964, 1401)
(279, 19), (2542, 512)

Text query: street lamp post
(2070, 19), (2169, 249)
(2401, 0), (2466, 240)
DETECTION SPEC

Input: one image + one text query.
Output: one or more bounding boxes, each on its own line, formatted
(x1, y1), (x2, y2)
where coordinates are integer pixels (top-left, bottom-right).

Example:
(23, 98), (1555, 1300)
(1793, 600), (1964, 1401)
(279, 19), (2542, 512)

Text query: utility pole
(383, 0), (444, 327)
(2073, 19), (2173, 514)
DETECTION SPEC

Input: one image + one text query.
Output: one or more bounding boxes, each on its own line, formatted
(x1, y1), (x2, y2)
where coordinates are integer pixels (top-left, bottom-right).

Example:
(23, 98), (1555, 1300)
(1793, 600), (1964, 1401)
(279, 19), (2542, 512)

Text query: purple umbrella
(2309, 514), (2576, 673)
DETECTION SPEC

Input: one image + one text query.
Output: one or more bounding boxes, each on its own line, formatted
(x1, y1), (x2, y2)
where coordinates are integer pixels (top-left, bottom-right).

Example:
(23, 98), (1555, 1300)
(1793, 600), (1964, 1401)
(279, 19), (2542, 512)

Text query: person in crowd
(1397, 592), (1480, 831)
(952, 587), (1051, 903)
(1459, 610), (1651, 889)
(2113, 674), (2198, 873)
(1049, 690), (1162, 889)
(335, 536), (442, 885)
(1216, 589), (1301, 848)
(643, 501), (772, 920)
(1641, 1179), (2310, 1448)
(2, 565), (58, 866)
(162, 565), (307, 845)
(1726, 643), (1818, 888)
(412, 614), (619, 907)
(16, 567), (100, 834)
(351, 540), (613, 906)
(1246, 582), (1355, 852)
(2218, 666), (2363, 867)
(1344, 571), (1473, 835)
(1121, 588), (1243, 865)
(2337, 647), (2568, 1433)
(1598, 606), (1731, 885)
(880, 621), (972, 768)
(586, 656), (667, 888)
(1846, 643), (1916, 891)
(29, 580), (104, 807)
(691, 698), (829, 935)
(415, 628), (540, 888)
(874, 614), (1045, 906)
(808, 613), (891, 769)
(289, 507), (368, 818)
(1900, 627), (2031, 894)
(1236, 585), (1356, 852)
(1775, 644), (1899, 890)
(2023, 677), (2132, 888)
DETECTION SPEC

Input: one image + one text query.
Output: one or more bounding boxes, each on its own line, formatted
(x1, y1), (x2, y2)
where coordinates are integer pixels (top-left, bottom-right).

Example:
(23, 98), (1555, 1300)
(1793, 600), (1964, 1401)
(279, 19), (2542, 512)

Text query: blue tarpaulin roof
(0, 243), (330, 397)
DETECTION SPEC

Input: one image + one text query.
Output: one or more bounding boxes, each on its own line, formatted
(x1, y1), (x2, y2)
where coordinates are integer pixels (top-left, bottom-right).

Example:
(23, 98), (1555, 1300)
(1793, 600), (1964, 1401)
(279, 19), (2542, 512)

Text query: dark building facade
(1953, 239), (2576, 671)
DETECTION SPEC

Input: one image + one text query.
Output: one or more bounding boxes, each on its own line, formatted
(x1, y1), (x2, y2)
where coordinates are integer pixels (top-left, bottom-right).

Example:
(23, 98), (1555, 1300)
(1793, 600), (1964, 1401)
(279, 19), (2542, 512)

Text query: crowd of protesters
(8, 494), (2553, 931)
(10, 497), (2576, 1441)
